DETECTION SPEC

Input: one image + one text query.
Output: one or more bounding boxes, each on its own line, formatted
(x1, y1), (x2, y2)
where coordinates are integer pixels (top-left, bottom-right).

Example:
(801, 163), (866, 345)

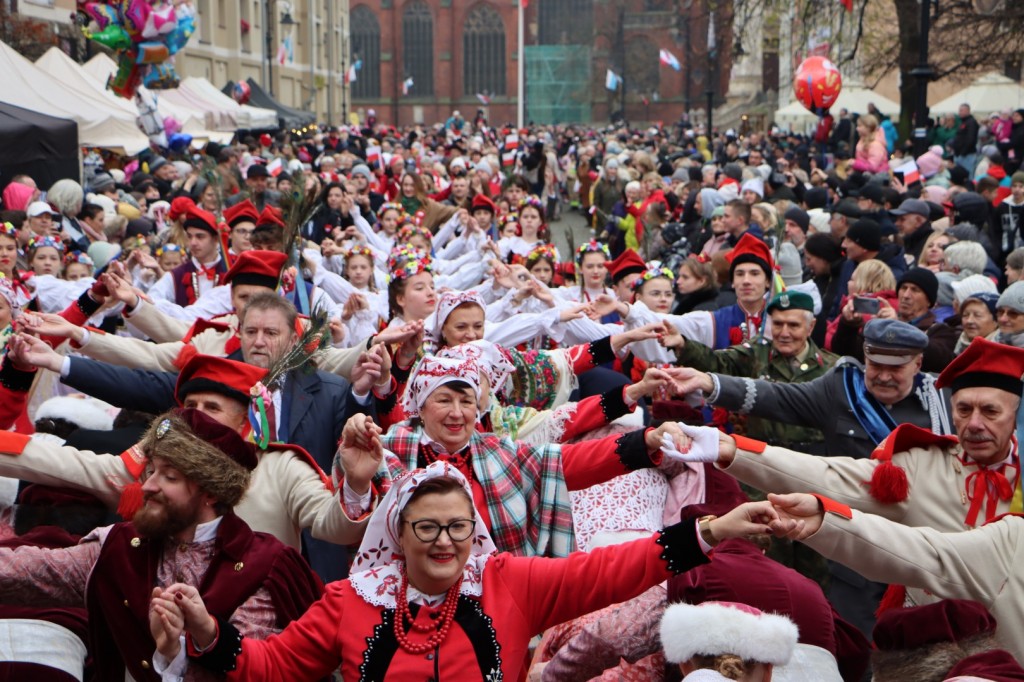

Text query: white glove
(660, 423), (720, 463)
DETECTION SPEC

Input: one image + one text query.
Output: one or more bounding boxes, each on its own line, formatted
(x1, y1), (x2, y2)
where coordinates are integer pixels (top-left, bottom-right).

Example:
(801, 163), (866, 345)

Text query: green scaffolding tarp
(525, 46), (592, 125)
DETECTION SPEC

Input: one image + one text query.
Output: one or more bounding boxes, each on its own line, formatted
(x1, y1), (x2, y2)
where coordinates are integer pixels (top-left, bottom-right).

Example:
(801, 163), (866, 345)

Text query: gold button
(123, 599), (130, 607)
(141, 660), (150, 670)
(234, 561), (244, 572)
(130, 537), (141, 548)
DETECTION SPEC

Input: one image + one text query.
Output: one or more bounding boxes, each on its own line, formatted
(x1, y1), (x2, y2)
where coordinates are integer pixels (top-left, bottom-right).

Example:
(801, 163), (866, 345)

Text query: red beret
(936, 336), (1024, 396)
(222, 200), (260, 228)
(258, 206), (285, 228)
(175, 353), (266, 409)
(175, 407), (258, 472)
(873, 599), (996, 650)
(222, 250), (287, 289)
(606, 248), (646, 284)
(168, 196), (195, 222)
(726, 233), (774, 276)
(182, 205), (218, 234)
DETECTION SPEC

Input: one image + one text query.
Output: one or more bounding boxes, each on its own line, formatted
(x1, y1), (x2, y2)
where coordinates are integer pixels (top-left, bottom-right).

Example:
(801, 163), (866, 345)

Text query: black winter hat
(804, 233), (843, 264)
(898, 267), (939, 307)
(846, 219), (882, 252)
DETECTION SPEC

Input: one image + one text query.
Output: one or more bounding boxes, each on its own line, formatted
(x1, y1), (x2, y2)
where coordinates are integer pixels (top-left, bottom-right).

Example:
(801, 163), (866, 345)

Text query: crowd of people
(1, 102), (1024, 681)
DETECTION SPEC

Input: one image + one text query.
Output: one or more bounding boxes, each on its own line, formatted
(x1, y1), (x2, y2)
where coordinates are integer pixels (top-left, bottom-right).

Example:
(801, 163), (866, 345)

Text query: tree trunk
(893, 0), (923, 143)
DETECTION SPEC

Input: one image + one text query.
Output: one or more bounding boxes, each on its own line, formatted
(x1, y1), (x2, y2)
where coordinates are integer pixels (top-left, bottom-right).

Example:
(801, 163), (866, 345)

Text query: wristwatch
(698, 514), (718, 547)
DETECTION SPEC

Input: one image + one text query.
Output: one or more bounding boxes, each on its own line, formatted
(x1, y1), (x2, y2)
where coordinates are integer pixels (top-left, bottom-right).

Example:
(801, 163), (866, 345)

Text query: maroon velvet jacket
(85, 512), (322, 682)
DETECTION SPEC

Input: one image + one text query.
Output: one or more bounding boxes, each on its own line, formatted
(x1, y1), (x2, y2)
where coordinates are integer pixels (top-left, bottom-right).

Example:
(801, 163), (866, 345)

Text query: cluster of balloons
(78, 0), (197, 98)
(793, 56), (843, 117)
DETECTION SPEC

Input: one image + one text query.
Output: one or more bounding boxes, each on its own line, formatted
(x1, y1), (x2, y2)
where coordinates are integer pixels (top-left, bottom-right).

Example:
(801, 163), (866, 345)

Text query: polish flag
(895, 159), (921, 186)
(366, 144), (381, 169)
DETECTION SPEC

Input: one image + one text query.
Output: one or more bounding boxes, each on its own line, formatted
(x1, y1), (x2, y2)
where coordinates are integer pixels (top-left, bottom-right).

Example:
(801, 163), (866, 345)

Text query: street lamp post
(265, 0), (297, 99)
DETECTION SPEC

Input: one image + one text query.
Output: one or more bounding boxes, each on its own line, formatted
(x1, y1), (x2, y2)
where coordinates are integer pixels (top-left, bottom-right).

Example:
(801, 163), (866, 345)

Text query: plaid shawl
(375, 424), (576, 558)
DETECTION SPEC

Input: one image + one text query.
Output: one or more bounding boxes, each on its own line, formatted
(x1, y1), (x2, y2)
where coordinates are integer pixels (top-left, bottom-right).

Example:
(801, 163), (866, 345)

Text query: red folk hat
(945, 650), (1024, 681)
(257, 206), (285, 228)
(936, 336), (1024, 396)
(872, 599), (996, 650)
(222, 199), (260, 228)
(168, 196), (196, 222)
(726, 233), (774, 279)
(175, 353), (267, 408)
(182, 205), (218, 235)
(606, 248), (646, 284)
(221, 250), (287, 289)
(470, 194), (497, 215)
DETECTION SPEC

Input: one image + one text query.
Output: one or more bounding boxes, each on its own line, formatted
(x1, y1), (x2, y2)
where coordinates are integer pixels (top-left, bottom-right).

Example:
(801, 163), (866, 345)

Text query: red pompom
(868, 460), (909, 504)
(876, 584), (907, 618)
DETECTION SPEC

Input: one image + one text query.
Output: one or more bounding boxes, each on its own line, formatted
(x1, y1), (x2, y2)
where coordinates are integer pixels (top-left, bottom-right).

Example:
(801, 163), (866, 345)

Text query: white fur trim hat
(35, 396), (115, 431)
(660, 601), (798, 666)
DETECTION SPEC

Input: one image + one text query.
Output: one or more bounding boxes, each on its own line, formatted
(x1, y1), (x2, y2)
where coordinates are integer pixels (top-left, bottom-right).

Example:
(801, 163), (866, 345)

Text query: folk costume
(187, 463), (716, 681)
(149, 206), (227, 307)
(0, 410), (322, 681)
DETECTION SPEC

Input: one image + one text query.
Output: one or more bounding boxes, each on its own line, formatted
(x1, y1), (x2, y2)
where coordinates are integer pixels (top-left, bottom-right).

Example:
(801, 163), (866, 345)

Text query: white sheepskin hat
(660, 601), (799, 666)
(35, 396), (115, 432)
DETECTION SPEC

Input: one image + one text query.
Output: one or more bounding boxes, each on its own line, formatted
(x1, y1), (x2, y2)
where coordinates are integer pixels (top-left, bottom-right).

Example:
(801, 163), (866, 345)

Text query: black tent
(223, 79), (315, 131)
(0, 102), (79, 195)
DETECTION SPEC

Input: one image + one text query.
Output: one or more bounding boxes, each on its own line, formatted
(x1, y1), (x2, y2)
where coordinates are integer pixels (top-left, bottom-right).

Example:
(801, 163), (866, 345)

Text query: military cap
(862, 319), (928, 365)
(766, 290), (814, 314)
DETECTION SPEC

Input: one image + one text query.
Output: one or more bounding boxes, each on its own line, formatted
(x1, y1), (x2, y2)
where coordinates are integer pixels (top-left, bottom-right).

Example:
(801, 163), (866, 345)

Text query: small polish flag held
(366, 144), (382, 169)
(344, 59), (362, 85)
(659, 49), (681, 71)
(476, 92), (491, 105)
(502, 133), (519, 168)
(402, 77), (414, 96)
(895, 159), (921, 186)
(267, 158), (283, 177)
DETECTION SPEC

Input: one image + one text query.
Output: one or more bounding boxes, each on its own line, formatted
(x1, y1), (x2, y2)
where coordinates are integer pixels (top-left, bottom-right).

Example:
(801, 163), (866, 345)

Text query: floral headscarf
(430, 291), (486, 344)
(400, 354), (481, 419)
(387, 245), (432, 283)
(437, 339), (516, 396)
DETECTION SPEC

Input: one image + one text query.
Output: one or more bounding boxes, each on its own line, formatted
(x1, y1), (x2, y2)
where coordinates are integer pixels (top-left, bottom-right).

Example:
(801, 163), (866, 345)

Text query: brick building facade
(350, 0), (733, 128)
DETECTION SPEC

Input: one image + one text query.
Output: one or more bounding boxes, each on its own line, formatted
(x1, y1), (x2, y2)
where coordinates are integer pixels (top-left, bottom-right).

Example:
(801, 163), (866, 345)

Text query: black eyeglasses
(407, 518), (475, 543)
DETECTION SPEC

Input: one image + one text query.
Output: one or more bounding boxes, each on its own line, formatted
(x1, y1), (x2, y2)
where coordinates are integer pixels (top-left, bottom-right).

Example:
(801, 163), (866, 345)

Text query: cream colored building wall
(178, 0), (350, 124)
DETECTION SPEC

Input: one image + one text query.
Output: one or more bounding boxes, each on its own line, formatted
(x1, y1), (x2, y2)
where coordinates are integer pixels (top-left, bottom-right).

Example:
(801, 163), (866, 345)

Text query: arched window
(402, 2), (434, 96)
(350, 5), (380, 99)
(625, 37), (659, 95)
(538, 0), (592, 45)
(463, 5), (505, 97)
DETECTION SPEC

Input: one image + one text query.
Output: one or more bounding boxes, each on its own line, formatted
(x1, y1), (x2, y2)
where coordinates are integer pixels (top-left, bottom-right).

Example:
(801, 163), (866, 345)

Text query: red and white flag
(267, 158), (283, 177)
(366, 144), (381, 169)
(895, 159), (921, 185)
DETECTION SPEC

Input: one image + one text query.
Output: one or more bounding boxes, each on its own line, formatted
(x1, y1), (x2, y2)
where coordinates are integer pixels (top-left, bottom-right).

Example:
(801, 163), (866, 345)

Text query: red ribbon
(964, 466), (1015, 527)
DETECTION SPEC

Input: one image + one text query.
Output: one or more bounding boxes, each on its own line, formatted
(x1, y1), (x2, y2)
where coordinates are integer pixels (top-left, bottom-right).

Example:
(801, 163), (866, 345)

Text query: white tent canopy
(931, 72), (1024, 117)
(0, 40), (149, 154)
(81, 53), (233, 145)
(775, 83), (901, 132)
(162, 77), (277, 131)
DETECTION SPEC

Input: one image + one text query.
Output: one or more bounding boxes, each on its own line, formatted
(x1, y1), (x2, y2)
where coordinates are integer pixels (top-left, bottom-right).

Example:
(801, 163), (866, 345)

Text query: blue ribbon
(841, 365), (898, 445)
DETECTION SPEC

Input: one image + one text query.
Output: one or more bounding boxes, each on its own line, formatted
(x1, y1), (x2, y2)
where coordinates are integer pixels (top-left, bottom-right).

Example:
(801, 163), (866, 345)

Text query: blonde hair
(752, 202), (779, 233)
(859, 114), (879, 133)
(917, 228), (950, 267)
(851, 259), (896, 293)
(691, 653), (755, 680)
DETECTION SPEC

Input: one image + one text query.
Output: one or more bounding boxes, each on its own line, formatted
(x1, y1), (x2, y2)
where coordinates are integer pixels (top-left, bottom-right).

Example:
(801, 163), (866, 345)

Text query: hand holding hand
(707, 501), (787, 545)
(767, 492), (822, 540)
(159, 583), (216, 650)
(149, 586), (184, 660)
(335, 414), (384, 494)
(659, 423), (720, 463)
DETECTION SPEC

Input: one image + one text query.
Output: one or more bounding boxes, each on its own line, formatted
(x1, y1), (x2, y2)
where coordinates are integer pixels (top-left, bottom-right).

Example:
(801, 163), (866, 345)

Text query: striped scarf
(376, 425), (575, 558)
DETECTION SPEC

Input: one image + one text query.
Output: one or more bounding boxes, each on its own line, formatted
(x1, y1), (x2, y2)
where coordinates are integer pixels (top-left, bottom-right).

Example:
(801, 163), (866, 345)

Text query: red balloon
(793, 57), (843, 116)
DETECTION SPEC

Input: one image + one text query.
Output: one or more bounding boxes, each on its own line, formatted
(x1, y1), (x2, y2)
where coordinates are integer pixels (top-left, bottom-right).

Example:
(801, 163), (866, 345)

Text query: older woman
(339, 354), (690, 559)
(955, 292), (999, 354)
(152, 463), (781, 680)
